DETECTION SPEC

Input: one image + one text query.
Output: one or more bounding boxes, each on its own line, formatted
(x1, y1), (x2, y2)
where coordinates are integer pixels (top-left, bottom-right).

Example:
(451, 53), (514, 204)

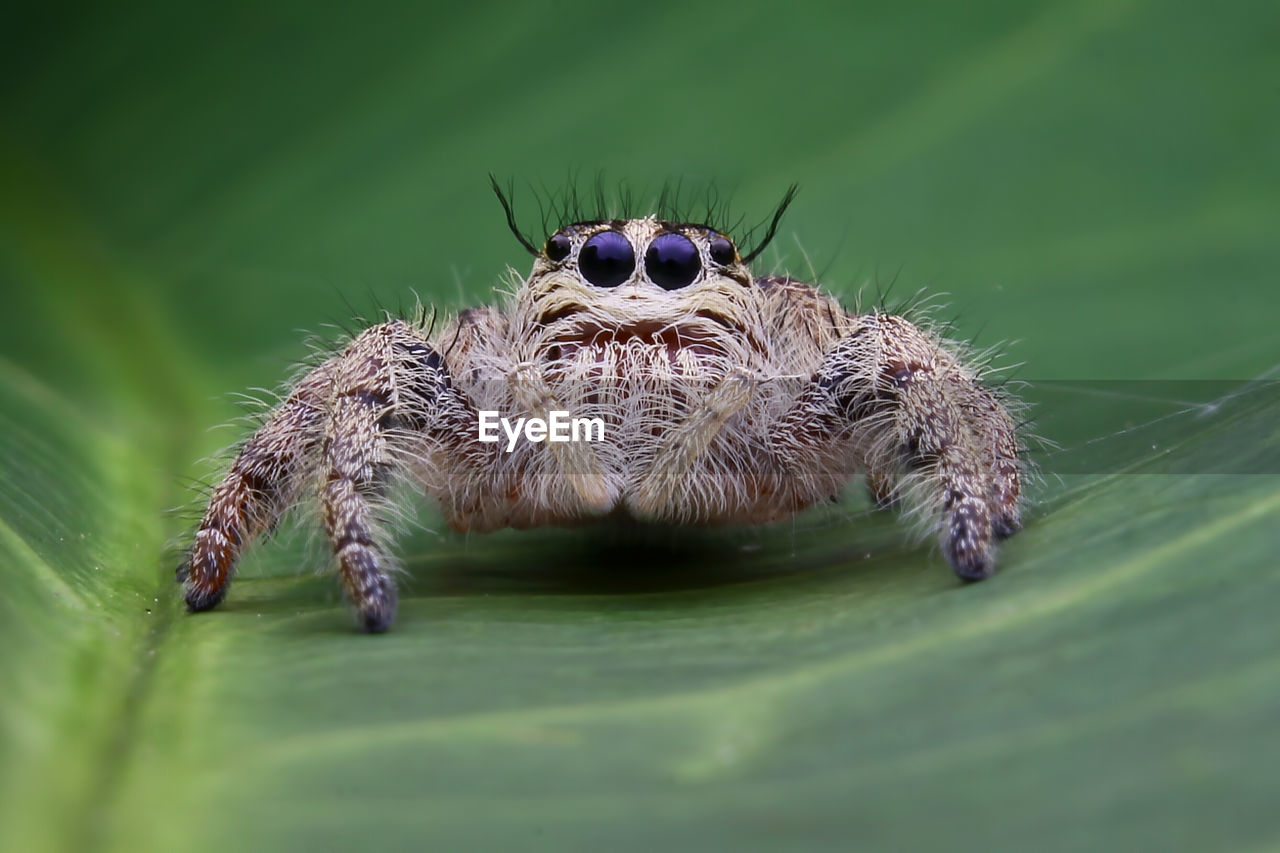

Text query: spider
(179, 182), (1023, 632)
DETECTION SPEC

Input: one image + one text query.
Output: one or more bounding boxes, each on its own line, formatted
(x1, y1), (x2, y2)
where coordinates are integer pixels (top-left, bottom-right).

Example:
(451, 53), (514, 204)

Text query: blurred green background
(2, 2), (1278, 851)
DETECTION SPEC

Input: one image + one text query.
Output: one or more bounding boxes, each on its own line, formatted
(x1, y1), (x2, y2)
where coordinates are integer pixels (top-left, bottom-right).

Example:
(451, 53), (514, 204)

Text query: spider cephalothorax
(179, 184), (1023, 632)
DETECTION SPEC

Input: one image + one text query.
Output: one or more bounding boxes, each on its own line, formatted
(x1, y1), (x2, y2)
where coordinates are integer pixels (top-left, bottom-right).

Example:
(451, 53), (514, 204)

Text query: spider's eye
(579, 230), (634, 288)
(709, 235), (736, 266)
(645, 233), (701, 290)
(545, 231), (572, 262)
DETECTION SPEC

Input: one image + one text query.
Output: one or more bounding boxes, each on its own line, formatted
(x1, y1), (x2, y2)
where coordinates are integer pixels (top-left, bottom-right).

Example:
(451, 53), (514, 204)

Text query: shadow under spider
(213, 499), (910, 624)
(399, 509), (902, 598)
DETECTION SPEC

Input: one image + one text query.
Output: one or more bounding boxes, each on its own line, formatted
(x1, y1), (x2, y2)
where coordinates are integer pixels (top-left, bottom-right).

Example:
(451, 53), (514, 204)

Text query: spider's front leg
(181, 319), (468, 632)
(780, 314), (1022, 579)
(319, 320), (466, 632)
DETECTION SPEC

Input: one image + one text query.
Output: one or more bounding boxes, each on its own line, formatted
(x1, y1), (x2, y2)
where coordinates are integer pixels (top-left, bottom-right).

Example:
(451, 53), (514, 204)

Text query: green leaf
(2, 2), (1278, 850)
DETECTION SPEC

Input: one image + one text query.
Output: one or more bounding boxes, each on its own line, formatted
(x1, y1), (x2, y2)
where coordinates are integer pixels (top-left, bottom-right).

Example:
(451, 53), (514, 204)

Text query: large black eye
(645, 232), (701, 290)
(579, 230), (634, 288)
(545, 231), (571, 262)
(709, 235), (736, 266)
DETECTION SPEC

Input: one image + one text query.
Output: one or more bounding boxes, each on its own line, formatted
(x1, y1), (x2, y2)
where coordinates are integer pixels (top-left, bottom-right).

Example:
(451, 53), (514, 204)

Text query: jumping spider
(179, 183), (1023, 632)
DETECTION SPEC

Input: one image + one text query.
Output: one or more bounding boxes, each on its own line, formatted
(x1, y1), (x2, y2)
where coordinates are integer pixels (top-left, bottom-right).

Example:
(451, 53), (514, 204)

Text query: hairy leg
(776, 314), (1022, 579)
(971, 389), (1023, 539)
(179, 364), (333, 611)
(320, 321), (460, 632)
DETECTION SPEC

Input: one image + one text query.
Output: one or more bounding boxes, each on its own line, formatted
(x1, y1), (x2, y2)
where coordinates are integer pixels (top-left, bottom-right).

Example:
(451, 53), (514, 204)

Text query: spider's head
(490, 179), (796, 361)
(517, 219), (755, 357)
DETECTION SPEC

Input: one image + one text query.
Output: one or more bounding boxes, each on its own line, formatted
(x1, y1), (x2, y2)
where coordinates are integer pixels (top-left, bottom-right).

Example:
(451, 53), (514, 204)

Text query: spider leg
(320, 321), (459, 632)
(978, 390), (1023, 539)
(179, 364), (333, 612)
(777, 315), (1022, 579)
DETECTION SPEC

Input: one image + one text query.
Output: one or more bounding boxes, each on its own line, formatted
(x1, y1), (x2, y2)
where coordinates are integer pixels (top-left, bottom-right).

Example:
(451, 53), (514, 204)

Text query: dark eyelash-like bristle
(489, 175), (799, 261)
(489, 173), (540, 256)
(740, 184), (798, 264)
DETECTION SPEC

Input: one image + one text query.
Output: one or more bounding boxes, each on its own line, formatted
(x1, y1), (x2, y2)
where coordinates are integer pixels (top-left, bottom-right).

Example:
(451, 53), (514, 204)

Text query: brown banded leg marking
(322, 385), (399, 633)
(320, 320), (474, 631)
(180, 367), (331, 612)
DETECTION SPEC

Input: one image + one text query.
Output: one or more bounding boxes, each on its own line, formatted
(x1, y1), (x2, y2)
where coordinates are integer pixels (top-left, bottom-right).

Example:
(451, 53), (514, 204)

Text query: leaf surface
(2, 2), (1278, 850)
